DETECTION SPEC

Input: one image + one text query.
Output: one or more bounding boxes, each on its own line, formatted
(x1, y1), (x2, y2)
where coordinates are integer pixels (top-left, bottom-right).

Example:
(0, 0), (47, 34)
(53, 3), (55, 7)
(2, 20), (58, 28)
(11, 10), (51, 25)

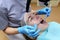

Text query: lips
(35, 16), (46, 24)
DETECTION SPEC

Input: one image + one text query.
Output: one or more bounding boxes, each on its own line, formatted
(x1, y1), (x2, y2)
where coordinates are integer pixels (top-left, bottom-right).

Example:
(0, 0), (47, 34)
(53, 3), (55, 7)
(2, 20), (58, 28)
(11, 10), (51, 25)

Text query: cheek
(28, 19), (40, 25)
(28, 20), (34, 25)
(32, 20), (40, 24)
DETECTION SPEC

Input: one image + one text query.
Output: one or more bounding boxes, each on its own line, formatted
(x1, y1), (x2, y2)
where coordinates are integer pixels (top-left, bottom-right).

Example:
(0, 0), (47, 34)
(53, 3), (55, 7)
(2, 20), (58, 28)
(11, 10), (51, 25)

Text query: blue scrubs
(37, 22), (60, 40)
(0, 0), (28, 40)
(0, 0), (27, 29)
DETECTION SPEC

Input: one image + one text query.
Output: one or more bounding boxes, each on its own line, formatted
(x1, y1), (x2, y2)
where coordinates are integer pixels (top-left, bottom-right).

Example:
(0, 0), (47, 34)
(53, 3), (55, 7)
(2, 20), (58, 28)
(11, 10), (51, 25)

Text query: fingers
(26, 25), (34, 29)
(30, 24), (37, 32)
(33, 24), (37, 30)
(29, 33), (39, 38)
(32, 29), (40, 36)
(25, 24), (39, 38)
(28, 29), (40, 38)
(26, 24), (37, 34)
(32, 33), (39, 38)
(45, 7), (51, 12)
(29, 24), (37, 33)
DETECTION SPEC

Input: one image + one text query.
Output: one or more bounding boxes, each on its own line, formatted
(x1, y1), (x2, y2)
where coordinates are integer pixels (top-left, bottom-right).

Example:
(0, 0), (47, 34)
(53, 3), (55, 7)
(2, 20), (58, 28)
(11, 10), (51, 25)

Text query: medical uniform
(0, 0), (28, 40)
(37, 22), (60, 40)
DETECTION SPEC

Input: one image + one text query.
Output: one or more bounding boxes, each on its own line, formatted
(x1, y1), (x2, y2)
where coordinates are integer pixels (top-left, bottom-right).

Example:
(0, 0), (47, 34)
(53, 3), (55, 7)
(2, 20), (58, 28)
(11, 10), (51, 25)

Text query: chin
(38, 20), (48, 31)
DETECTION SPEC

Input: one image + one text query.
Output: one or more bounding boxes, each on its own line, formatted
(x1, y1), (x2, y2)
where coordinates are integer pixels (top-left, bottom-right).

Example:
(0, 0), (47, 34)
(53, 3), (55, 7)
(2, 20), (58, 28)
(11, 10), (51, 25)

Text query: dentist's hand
(17, 24), (40, 38)
(37, 7), (51, 17)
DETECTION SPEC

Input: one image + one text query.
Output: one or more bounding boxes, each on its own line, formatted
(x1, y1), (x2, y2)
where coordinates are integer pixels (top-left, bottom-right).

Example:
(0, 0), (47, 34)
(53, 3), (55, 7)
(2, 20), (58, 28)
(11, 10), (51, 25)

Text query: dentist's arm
(4, 27), (18, 35)
(4, 24), (40, 38)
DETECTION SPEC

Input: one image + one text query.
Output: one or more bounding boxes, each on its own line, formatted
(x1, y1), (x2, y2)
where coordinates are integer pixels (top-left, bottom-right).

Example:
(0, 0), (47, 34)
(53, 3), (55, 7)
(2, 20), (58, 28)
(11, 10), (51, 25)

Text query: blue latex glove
(17, 24), (40, 38)
(37, 7), (51, 17)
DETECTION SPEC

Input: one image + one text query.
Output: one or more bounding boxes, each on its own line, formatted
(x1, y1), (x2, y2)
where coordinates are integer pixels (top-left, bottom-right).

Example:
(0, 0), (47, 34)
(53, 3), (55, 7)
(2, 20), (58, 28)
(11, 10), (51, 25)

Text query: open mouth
(40, 20), (46, 24)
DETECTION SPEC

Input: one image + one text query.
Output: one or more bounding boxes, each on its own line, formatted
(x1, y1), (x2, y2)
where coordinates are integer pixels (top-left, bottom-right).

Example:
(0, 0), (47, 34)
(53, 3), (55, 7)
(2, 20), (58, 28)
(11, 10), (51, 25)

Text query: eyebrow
(28, 16), (31, 20)
(28, 14), (35, 20)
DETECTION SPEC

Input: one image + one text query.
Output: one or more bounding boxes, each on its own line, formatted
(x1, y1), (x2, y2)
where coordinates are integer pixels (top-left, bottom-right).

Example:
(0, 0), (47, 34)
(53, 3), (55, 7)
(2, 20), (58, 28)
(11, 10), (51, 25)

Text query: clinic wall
(31, 0), (60, 6)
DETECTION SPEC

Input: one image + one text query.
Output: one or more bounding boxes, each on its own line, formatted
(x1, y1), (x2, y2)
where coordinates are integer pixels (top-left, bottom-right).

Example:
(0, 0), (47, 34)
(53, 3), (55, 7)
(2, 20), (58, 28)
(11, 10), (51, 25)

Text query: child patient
(24, 12), (60, 40)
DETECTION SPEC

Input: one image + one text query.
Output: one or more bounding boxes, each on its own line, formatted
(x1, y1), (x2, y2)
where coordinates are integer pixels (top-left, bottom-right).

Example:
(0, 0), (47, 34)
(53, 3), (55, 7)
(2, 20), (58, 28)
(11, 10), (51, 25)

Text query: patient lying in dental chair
(24, 12), (60, 40)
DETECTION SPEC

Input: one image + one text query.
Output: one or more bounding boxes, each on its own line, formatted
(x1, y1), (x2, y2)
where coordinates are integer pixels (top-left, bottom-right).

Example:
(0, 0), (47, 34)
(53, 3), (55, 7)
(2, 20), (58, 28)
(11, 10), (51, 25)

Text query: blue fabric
(37, 22), (60, 40)
(0, 0), (27, 28)
(0, 7), (8, 30)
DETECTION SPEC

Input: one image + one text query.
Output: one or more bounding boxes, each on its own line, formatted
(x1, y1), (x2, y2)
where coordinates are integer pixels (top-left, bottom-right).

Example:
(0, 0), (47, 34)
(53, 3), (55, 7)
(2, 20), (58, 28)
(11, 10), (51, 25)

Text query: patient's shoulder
(48, 21), (60, 28)
(47, 21), (60, 33)
(48, 21), (60, 27)
(48, 21), (59, 24)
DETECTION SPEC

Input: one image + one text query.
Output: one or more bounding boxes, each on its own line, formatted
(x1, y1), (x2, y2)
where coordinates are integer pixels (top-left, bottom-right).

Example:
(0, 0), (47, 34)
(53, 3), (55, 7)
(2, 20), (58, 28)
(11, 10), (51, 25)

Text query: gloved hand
(37, 7), (51, 17)
(17, 24), (40, 38)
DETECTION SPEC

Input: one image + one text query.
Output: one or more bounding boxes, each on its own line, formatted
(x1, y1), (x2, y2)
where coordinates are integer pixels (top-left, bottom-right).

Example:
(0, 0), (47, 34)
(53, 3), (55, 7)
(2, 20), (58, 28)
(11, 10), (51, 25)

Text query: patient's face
(27, 14), (44, 25)
(27, 14), (48, 31)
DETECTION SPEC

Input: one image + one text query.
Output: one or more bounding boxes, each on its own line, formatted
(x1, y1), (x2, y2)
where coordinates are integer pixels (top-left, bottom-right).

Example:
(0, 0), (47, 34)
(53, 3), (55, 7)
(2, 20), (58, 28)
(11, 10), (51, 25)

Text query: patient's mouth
(40, 20), (46, 24)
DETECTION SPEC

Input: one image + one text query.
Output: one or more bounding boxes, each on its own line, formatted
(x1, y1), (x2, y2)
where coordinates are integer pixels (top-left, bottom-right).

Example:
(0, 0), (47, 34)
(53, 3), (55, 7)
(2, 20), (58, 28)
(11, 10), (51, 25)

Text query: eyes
(28, 13), (37, 21)
(28, 16), (34, 21)
(30, 17), (33, 20)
